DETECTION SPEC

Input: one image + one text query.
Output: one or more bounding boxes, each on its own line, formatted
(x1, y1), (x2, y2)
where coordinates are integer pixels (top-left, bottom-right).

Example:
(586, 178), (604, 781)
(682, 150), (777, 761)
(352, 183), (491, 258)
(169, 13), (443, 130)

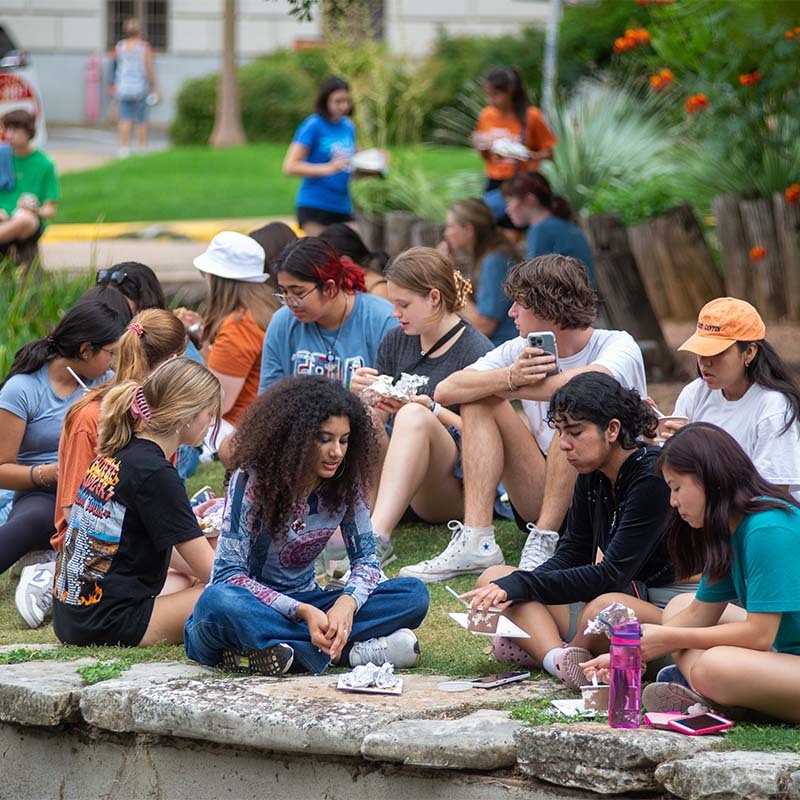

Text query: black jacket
(495, 445), (674, 605)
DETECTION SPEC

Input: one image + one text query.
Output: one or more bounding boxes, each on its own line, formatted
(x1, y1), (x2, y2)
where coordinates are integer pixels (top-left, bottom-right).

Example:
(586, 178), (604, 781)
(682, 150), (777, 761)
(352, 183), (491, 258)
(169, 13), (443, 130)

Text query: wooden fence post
(583, 213), (680, 380)
(740, 198), (785, 319)
(410, 221), (445, 249)
(773, 192), (800, 321)
(383, 211), (418, 257)
(354, 212), (384, 253)
(627, 219), (677, 319)
(712, 193), (750, 300)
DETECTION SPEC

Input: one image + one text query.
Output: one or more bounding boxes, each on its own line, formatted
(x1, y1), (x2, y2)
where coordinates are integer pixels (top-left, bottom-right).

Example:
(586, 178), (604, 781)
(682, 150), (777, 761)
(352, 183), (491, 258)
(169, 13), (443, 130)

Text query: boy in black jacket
(463, 371), (677, 688)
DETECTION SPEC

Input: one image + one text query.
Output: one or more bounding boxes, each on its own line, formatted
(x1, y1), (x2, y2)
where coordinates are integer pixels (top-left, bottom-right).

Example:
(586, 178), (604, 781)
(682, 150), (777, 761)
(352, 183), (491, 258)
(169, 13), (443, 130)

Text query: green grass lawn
(1, 460), (795, 749)
(57, 144), (480, 224)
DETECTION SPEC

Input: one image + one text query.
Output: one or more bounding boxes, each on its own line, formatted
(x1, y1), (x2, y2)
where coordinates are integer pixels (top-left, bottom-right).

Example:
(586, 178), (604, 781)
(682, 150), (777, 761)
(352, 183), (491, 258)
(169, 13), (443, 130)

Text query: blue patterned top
(211, 468), (381, 620)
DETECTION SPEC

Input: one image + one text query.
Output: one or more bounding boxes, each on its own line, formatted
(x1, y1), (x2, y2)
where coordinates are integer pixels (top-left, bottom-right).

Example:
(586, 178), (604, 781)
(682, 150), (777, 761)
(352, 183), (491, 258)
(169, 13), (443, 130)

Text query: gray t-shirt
(373, 322), (493, 412)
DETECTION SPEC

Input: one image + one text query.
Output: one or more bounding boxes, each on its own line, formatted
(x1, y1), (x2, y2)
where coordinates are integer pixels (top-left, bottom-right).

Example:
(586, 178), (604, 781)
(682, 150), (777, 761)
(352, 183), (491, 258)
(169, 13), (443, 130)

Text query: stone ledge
(656, 750), (800, 800)
(516, 722), (722, 794)
(361, 709), (523, 770)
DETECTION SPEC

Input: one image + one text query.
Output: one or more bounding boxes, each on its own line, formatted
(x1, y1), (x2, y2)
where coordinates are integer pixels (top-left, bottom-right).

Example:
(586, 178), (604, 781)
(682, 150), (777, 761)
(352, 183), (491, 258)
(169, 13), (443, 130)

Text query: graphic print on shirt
(53, 455), (126, 607)
(291, 350), (365, 387)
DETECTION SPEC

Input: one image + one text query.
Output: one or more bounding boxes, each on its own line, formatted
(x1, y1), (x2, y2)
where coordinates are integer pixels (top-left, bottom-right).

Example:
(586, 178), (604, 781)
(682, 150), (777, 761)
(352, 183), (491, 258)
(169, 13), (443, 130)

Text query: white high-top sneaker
(518, 523), (559, 571)
(399, 521), (504, 584)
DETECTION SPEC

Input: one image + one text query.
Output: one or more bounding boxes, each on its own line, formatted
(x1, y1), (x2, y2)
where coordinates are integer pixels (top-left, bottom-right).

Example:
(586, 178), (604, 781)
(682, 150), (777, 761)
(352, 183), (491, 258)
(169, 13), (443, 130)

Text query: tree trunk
(583, 213), (680, 381)
(410, 221), (445, 249)
(354, 212), (384, 253)
(383, 212), (418, 257)
(740, 197), (785, 319)
(209, 0), (246, 148)
(627, 219), (672, 319)
(773, 192), (800, 321)
(712, 193), (750, 300)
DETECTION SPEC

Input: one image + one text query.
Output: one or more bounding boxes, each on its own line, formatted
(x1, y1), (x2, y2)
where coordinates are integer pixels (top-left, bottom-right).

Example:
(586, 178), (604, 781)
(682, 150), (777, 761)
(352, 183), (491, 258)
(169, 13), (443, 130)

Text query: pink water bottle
(608, 620), (641, 728)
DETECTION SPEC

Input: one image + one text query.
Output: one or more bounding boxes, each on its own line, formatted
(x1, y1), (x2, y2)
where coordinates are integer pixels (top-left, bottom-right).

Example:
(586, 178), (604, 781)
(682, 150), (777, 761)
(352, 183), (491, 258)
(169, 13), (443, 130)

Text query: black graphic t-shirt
(53, 437), (202, 646)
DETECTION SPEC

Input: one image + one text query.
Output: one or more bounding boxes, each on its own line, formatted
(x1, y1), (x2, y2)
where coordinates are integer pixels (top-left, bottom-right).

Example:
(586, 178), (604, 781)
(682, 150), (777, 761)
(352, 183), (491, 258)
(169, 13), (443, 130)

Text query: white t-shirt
(674, 379), (800, 498)
(468, 329), (647, 453)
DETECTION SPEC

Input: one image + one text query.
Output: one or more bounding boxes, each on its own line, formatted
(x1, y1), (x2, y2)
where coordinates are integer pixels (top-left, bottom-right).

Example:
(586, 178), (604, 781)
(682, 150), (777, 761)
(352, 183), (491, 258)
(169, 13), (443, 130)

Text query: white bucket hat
(193, 231), (268, 283)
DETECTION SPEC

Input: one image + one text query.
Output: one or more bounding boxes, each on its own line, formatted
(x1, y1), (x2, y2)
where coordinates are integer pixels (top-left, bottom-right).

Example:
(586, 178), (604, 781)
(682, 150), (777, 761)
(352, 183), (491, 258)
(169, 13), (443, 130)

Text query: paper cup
(580, 684), (610, 712)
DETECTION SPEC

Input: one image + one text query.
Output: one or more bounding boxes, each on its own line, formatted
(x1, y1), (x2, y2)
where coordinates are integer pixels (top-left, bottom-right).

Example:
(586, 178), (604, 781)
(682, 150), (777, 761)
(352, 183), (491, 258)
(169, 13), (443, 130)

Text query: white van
(0, 25), (47, 147)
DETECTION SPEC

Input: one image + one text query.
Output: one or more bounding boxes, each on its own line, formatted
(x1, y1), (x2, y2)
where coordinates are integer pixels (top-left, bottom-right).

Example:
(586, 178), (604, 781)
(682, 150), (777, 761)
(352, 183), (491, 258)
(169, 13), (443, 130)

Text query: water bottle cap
(610, 620), (641, 643)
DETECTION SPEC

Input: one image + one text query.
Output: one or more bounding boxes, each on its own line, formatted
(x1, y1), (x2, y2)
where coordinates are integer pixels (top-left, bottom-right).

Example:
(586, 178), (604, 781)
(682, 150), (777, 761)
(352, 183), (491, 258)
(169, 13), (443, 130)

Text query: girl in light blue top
(283, 76), (356, 235)
(259, 237), (397, 393)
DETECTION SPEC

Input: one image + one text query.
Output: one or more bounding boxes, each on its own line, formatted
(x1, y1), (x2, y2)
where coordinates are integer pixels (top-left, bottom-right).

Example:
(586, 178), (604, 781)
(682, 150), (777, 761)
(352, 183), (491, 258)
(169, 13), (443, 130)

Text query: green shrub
(0, 260), (92, 377)
(171, 50), (326, 145)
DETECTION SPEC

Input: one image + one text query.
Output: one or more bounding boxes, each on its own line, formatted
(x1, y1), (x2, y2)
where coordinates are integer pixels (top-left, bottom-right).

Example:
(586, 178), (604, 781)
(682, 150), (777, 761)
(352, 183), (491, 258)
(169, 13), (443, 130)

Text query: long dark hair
(735, 340), (800, 433)
(276, 237), (366, 294)
(483, 66), (529, 128)
(314, 75), (352, 120)
(1, 300), (127, 389)
(231, 375), (376, 535)
(502, 172), (573, 221)
(77, 285), (134, 323)
(657, 422), (799, 582)
(548, 371), (658, 448)
(97, 261), (167, 311)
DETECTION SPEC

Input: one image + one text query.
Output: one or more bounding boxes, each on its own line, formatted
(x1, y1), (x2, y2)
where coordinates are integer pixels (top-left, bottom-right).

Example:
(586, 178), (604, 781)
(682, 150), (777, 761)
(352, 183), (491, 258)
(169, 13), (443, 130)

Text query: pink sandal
(492, 636), (537, 667)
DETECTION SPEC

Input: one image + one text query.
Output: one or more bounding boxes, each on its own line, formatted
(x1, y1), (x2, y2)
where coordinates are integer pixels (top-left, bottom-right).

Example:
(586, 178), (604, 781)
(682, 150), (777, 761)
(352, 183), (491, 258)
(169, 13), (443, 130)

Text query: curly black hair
(230, 375), (377, 534)
(547, 371), (657, 448)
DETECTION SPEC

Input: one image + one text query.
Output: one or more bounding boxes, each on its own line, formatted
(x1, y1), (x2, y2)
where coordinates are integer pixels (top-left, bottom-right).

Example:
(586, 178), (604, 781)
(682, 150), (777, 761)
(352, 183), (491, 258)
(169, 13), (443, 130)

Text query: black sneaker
(219, 643), (294, 676)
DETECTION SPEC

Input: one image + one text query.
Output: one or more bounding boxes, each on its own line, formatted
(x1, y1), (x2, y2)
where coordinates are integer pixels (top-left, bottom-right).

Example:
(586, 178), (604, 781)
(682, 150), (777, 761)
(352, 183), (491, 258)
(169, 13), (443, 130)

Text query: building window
(107, 0), (168, 52)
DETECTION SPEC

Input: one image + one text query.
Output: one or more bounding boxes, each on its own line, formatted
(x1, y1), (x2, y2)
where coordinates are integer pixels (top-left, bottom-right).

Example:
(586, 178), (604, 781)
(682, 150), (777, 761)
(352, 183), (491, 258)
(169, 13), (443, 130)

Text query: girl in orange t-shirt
(473, 67), (557, 225)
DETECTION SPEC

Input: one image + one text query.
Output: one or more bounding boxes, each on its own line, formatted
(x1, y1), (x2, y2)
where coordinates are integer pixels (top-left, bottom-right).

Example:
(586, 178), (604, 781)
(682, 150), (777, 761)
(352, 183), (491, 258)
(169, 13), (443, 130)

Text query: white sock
(542, 647), (563, 677)
(464, 524), (495, 546)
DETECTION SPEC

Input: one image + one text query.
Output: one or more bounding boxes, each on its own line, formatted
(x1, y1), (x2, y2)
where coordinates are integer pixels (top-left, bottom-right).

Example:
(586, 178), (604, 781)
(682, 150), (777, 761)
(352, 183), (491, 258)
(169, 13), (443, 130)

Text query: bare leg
(139, 584), (205, 645)
(691, 647), (800, 722)
(461, 397), (545, 528)
(118, 119), (133, 149)
(300, 220), (326, 236)
(371, 403), (462, 536)
(536, 442), (577, 531)
(136, 122), (148, 148)
(0, 210), (38, 244)
(160, 570), (195, 596)
(366, 412), (389, 509)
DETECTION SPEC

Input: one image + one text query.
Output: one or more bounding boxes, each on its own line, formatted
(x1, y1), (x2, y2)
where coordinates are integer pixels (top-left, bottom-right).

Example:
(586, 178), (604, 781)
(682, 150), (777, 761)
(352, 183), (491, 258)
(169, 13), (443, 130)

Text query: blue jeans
(184, 578), (429, 675)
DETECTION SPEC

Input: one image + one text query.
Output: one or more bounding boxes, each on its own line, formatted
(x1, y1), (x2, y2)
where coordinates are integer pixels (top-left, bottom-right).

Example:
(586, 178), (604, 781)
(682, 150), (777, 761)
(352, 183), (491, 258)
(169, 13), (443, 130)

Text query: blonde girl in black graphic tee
(53, 358), (222, 647)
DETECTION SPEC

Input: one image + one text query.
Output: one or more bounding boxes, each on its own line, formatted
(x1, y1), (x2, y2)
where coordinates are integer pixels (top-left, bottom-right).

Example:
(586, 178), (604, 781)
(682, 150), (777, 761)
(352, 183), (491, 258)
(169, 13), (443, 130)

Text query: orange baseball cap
(678, 297), (766, 357)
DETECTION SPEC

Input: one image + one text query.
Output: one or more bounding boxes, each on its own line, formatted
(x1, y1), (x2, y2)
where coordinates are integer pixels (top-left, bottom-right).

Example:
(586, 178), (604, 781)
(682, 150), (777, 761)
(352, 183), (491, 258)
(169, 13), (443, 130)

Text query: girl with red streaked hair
(258, 237), (397, 393)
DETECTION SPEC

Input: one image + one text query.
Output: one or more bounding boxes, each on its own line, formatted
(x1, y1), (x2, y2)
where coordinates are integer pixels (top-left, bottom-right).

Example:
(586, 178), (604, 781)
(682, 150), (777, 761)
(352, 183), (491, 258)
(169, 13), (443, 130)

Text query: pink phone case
(666, 713), (734, 735)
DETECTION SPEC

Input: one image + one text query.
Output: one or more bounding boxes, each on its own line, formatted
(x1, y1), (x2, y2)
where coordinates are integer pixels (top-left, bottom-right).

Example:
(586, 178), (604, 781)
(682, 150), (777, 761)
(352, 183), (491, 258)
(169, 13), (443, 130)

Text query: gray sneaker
(349, 628), (420, 669)
(374, 536), (397, 567)
(518, 523), (558, 571)
(15, 561), (56, 628)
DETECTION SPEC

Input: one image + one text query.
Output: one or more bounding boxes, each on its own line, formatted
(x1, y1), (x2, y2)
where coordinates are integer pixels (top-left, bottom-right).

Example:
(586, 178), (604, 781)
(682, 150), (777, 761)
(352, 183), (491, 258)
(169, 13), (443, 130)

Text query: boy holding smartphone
(400, 254), (646, 582)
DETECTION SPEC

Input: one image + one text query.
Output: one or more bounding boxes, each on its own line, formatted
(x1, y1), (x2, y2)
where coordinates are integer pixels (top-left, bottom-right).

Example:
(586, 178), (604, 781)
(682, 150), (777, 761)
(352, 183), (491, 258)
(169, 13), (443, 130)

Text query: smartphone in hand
(527, 332), (559, 377)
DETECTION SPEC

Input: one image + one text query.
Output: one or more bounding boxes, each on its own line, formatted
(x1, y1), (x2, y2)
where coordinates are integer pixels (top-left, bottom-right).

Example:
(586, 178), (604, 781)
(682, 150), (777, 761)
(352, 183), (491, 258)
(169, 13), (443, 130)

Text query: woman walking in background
(283, 76), (356, 235)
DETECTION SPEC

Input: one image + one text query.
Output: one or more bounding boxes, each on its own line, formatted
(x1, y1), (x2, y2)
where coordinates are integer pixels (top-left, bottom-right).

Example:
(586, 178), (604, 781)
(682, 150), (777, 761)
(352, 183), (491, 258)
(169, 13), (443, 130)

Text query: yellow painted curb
(43, 217), (301, 243)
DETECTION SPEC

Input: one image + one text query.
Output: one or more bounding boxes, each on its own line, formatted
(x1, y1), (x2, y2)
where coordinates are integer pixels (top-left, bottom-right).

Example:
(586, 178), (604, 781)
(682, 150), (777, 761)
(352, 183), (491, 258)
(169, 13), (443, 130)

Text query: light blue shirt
(0, 363), (105, 466)
(294, 114), (356, 214)
(259, 292), (397, 392)
(476, 249), (517, 347)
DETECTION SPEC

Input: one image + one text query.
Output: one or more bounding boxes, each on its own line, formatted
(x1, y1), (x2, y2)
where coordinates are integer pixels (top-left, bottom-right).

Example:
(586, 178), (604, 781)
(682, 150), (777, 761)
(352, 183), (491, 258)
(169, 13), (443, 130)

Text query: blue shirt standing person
(502, 171), (596, 288)
(283, 76), (356, 236)
(259, 237), (397, 393)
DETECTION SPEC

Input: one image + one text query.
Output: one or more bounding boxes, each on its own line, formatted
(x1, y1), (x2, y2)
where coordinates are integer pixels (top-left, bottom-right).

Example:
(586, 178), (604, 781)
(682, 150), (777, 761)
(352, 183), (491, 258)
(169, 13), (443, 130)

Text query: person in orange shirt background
(473, 67), (558, 229)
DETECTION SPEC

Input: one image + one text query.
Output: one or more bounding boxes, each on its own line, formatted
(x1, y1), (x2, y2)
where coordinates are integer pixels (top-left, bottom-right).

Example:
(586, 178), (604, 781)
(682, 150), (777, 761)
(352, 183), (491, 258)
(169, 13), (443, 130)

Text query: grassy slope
(56, 144), (479, 224)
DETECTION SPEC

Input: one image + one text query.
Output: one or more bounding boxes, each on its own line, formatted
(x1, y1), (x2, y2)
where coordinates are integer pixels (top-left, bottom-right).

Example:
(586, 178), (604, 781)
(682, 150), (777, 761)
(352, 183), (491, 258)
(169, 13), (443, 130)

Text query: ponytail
(550, 195), (573, 220)
(97, 381), (140, 456)
(484, 66), (530, 128)
(502, 172), (574, 222)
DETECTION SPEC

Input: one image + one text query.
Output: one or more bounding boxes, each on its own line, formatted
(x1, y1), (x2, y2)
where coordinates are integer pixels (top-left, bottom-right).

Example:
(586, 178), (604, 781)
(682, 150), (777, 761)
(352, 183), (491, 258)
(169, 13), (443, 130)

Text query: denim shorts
(118, 96), (147, 123)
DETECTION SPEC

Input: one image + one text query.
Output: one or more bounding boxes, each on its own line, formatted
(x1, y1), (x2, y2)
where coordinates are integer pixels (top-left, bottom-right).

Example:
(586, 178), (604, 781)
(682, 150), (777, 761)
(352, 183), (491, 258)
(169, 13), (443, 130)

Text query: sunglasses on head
(95, 269), (127, 286)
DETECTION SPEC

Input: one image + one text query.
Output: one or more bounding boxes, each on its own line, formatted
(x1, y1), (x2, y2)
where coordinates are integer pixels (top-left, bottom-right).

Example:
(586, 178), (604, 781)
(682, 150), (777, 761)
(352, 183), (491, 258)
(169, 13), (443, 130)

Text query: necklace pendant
(326, 351), (336, 363)
(291, 517), (306, 533)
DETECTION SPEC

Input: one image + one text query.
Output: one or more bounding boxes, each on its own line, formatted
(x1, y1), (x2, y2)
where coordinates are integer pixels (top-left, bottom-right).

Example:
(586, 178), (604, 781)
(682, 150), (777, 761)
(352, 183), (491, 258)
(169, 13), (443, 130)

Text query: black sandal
(219, 643), (294, 676)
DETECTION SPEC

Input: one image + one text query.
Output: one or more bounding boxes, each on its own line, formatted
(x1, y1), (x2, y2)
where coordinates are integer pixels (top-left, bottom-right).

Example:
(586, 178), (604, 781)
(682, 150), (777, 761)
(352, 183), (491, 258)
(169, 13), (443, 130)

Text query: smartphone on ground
(666, 712), (734, 735)
(470, 671), (530, 689)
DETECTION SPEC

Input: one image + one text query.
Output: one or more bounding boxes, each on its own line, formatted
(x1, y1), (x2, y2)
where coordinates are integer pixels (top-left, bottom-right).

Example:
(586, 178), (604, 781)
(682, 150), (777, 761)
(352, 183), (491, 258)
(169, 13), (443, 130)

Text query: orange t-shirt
(207, 309), (266, 427)
(474, 105), (558, 181)
(52, 398), (102, 551)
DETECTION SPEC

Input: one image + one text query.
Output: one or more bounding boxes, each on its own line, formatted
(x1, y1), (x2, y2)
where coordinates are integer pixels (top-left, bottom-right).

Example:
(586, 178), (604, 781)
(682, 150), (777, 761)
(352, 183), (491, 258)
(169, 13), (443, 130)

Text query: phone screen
(672, 713), (727, 731)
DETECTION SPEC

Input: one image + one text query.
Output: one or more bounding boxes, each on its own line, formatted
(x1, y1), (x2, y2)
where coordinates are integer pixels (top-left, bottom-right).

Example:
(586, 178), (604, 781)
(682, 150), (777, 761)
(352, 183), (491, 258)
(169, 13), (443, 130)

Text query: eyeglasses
(272, 284), (320, 307)
(96, 269), (127, 287)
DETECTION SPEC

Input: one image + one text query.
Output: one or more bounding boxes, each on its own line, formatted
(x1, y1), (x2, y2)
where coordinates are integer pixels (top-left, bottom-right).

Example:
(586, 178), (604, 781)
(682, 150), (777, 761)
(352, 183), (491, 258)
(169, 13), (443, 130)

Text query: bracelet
(29, 465), (42, 488)
(431, 401), (442, 418)
(507, 365), (520, 392)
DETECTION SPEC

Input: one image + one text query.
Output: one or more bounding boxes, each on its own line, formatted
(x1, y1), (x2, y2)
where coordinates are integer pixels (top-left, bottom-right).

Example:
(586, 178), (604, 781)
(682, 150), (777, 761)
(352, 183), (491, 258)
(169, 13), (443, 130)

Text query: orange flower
(685, 93), (709, 113)
(649, 68), (674, 92)
(738, 71), (762, 86)
(750, 246), (767, 261)
(614, 28), (651, 52)
(786, 184), (800, 205)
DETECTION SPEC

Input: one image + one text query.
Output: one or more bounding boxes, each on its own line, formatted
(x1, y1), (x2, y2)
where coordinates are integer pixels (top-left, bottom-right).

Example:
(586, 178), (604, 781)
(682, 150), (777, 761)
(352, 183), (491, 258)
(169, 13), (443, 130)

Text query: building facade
(1, 0), (548, 125)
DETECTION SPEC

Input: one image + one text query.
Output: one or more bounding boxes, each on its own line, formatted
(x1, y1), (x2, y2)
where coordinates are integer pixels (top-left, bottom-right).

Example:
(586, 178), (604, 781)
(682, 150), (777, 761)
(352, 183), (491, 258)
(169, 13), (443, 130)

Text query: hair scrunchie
(453, 270), (474, 311)
(130, 385), (153, 423)
(128, 322), (144, 336)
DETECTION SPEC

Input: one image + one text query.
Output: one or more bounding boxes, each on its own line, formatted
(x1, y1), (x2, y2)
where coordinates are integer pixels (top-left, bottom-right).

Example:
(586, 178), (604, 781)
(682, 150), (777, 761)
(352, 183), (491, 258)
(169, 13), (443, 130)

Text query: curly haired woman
(184, 375), (430, 676)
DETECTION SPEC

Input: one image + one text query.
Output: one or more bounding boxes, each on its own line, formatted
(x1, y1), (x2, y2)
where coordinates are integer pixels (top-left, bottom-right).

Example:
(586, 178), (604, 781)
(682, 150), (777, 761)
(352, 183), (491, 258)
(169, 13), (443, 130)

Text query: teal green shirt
(0, 149), (60, 227)
(696, 505), (800, 654)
